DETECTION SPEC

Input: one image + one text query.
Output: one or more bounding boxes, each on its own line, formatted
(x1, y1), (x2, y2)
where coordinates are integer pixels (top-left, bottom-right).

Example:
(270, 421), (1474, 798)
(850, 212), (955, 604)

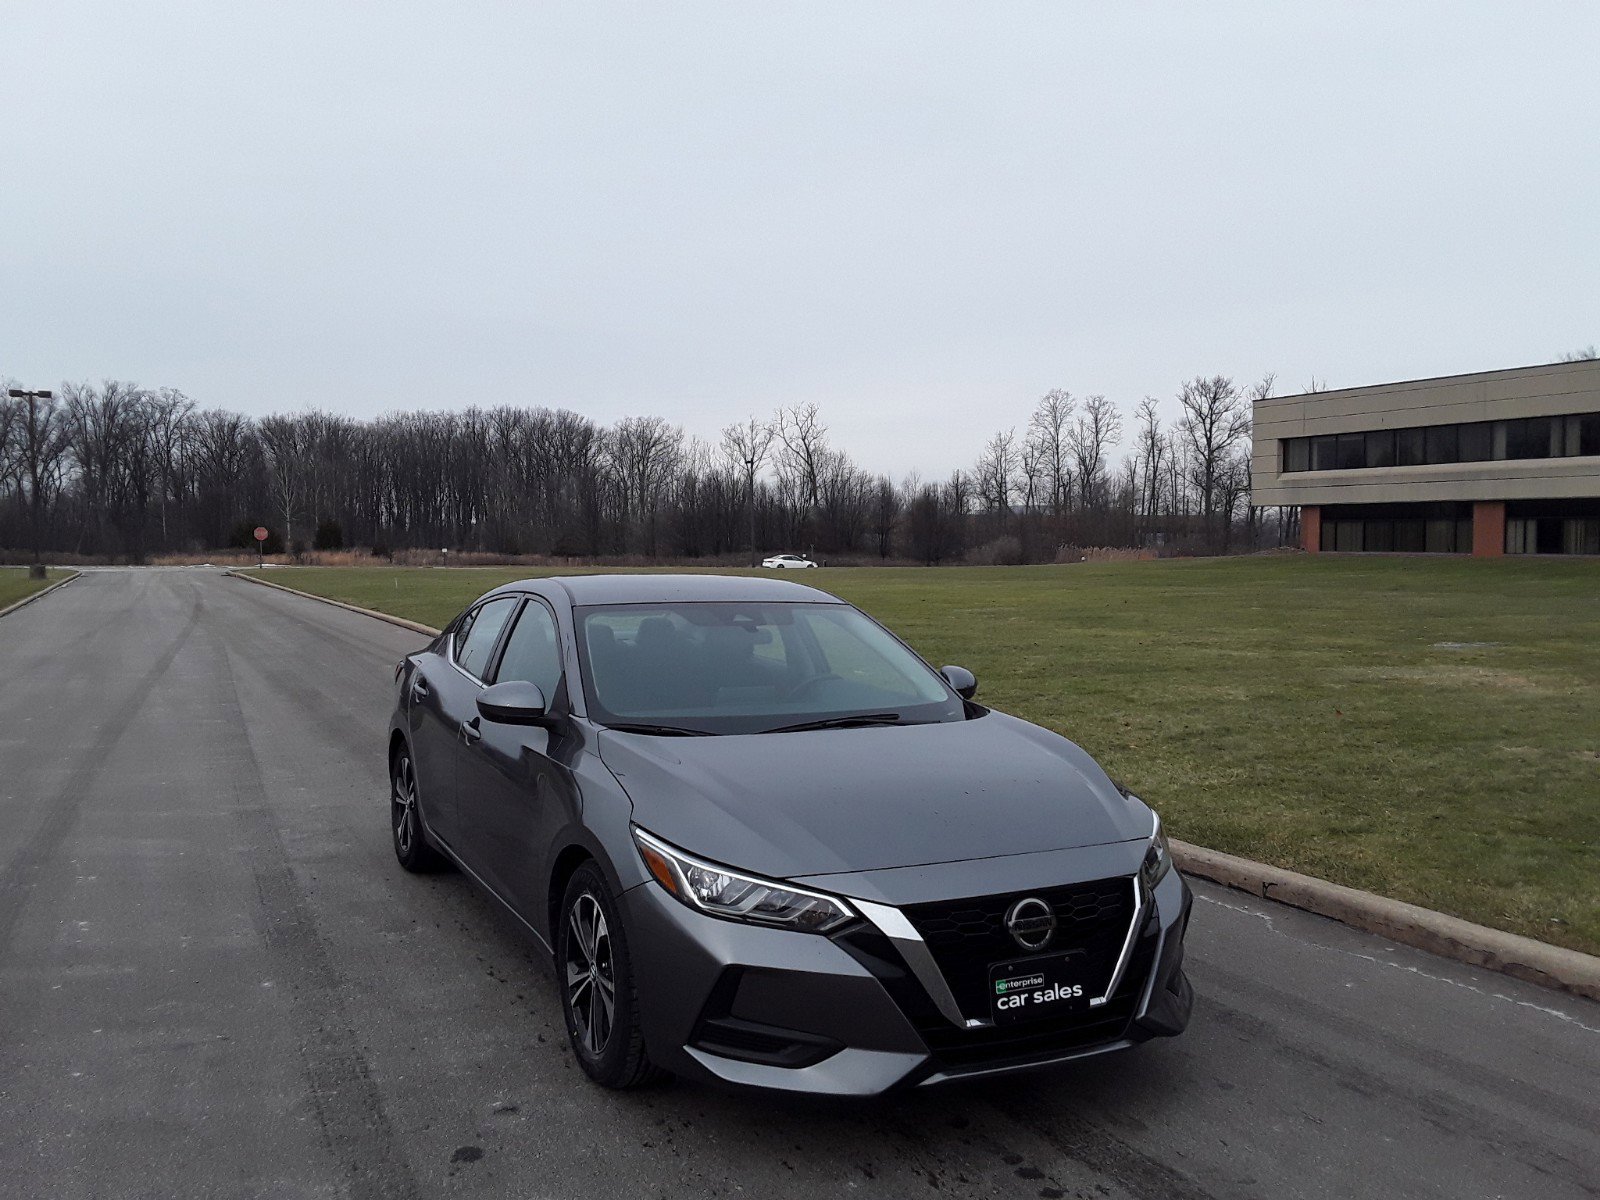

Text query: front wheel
(557, 863), (664, 1089)
(390, 746), (445, 873)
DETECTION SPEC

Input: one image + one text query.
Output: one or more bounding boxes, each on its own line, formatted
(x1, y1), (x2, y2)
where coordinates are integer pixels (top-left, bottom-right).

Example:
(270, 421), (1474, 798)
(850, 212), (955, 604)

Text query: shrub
(313, 519), (345, 551)
(967, 535), (1024, 566)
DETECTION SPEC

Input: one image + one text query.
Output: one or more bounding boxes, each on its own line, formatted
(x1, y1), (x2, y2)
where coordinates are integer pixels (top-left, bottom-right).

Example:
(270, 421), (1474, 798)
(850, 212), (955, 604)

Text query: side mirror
(940, 665), (978, 700)
(477, 680), (553, 726)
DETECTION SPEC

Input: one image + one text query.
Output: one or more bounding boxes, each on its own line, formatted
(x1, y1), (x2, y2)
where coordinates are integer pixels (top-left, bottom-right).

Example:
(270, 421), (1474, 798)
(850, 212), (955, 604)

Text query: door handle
(411, 675), (431, 702)
(460, 717), (482, 745)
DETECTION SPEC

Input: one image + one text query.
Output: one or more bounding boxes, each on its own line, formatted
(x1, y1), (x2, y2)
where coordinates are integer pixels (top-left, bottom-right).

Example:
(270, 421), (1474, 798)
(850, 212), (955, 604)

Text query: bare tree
(1068, 395), (1123, 512)
(1176, 375), (1251, 550)
(904, 475), (962, 565)
(1559, 345), (1598, 362)
(870, 474), (899, 559)
(190, 409), (259, 546)
(258, 413), (311, 550)
(721, 415), (775, 566)
(1132, 398), (1165, 541)
(607, 415), (684, 556)
(0, 388), (19, 494)
(147, 388), (195, 550)
(975, 428), (1018, 528)
(1027, 390), (1074, 516)
(64, 381), (143, 555)
(10, 386), (71, 563)
(772, 402), (828, 508)
(1238, 373), (1275, 549)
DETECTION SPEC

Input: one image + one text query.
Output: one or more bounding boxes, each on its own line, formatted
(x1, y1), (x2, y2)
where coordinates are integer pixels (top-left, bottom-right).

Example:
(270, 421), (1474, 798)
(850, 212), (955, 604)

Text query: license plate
(990, 952), (1090, 1024)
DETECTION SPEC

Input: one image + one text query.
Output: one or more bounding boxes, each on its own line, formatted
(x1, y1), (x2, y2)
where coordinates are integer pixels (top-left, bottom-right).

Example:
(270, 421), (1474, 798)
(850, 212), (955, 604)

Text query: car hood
(596, 711), (1149, 880)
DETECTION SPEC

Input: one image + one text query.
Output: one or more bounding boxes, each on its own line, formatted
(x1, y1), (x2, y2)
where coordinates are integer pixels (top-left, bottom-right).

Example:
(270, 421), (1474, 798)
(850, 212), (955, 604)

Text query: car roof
(490, 572), (843, 606)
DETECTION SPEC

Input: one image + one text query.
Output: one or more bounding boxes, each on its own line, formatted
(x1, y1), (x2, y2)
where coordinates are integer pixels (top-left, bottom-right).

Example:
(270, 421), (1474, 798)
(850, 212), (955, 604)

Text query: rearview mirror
(940, 665), (977, 700)
(477, 680), (552, 726)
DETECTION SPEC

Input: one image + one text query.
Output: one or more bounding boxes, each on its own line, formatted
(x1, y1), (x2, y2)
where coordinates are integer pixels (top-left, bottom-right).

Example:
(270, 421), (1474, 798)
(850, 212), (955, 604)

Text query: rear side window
(495, 601), (563, 699)
(451, 609), (478, 660)
(454, 597), (518, 681)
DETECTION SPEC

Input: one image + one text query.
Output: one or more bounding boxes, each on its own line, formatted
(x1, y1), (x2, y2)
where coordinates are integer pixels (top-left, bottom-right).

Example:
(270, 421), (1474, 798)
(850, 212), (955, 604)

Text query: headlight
(1141, 812), (1173, 889)
(631, 827), (856, 934)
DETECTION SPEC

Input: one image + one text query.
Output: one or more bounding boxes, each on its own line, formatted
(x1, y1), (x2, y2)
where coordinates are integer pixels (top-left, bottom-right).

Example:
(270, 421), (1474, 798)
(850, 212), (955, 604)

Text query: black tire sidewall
(558, 864), (644, 1085)
(390, 748), (433, 871)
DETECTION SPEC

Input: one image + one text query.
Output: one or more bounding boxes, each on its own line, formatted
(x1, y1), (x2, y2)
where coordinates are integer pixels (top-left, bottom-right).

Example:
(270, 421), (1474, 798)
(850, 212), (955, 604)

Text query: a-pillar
(1472, 501), (1505, 557)
(1300, 506), (1321, 553)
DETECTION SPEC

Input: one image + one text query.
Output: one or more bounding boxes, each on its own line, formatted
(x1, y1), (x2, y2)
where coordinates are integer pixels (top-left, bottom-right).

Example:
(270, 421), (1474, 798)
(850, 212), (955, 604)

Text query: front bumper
(622, 865), (1193, 1096)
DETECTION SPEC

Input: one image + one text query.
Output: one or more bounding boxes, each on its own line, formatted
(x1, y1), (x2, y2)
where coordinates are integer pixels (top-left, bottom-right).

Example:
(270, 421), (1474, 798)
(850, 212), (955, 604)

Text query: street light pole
(8, 388), (55, 578)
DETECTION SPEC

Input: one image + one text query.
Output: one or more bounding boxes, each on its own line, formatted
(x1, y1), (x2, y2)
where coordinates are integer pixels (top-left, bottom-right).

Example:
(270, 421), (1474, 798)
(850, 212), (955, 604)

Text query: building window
(1423, 425), (1458, 464)
(1396, 427), (1426, 466)
(1503, 417), (1557, 459)
(1338, 433), (1364, 469)
(1280, 409), (1600, 473)
(1505, 519), (1536, 555)
(1564, 519), (1600, 555)
(1575, 414), (1600, 456)
(1424, 518), (1458, 553)
(1365, 430), (1396, 468)
(1313, 504), (1475, 553)
(1458, 422), (1492, 462)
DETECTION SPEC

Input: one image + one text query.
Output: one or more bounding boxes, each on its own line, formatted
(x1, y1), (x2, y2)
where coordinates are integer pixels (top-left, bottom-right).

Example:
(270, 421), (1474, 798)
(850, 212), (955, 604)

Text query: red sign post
(254, 526), (268, 567)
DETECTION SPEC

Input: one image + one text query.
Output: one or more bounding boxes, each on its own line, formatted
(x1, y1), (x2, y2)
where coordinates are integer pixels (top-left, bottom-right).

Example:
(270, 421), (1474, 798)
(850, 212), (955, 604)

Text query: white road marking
(1196, 892), (1600, 1036)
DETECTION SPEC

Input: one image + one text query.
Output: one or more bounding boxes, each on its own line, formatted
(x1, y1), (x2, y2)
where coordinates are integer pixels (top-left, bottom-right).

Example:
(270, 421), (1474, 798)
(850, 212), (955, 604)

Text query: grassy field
(0, 568), (68, 612)
(244, 557), (1600, 955)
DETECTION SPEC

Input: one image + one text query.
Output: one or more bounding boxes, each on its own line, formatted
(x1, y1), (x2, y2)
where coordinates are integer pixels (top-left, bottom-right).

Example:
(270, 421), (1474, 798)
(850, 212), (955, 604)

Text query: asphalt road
(0, 568), (1596, 1200)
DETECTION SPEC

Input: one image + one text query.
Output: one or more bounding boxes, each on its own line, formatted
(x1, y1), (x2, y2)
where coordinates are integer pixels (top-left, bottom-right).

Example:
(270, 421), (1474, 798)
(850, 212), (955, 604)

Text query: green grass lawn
(0, 568), (68, 611)
(245, 557), (1600, 955)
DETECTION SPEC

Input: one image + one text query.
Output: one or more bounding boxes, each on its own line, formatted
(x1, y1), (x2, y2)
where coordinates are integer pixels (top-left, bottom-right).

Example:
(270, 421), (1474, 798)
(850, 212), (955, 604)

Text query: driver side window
(454, 597), (518, 681)
(494, 600), (563, 700)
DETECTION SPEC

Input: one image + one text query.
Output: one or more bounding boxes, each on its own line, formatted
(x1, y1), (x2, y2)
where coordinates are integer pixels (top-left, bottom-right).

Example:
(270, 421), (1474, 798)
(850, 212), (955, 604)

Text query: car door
(427, 594), (519, 856)
(406, 611), (475, 844)
(455, 595), (579, 926)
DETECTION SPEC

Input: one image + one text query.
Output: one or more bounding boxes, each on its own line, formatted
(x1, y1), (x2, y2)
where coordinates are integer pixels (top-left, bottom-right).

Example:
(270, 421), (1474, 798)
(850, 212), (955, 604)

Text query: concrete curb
(226, 569), (442, 637)
(226, 567), (1600, 1004)
(1172, 839), (1600, 1002)
(0, 570), (80, 620)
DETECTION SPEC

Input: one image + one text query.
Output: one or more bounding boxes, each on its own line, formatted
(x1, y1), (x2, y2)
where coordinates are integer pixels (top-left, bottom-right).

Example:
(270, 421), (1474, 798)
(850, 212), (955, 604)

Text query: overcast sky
(4, 3), (1597, 477)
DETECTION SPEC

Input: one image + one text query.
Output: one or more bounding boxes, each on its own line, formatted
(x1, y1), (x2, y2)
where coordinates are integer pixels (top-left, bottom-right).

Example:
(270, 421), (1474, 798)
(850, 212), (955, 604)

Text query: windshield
(575, 601), (964, 734)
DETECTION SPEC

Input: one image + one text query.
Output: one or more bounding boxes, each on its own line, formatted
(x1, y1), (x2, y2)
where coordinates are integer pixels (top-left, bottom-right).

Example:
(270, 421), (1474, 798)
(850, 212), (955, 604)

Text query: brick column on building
(1472, 501), (1505, 557)
(1300, 505), (1321, 553)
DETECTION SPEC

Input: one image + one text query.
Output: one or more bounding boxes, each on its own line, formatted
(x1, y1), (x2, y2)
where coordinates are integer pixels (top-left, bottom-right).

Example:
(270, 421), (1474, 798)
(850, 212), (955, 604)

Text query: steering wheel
(783, 673), (840, 700)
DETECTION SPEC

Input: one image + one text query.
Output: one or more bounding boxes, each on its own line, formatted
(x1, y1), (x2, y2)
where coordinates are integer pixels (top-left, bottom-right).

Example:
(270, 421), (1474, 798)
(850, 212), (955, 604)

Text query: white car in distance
(761, 553), (818, 569)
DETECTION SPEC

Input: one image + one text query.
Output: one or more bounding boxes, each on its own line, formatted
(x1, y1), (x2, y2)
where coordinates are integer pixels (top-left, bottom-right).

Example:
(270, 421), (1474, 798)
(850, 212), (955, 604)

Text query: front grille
(917, 931), (1157, 1071)
(902, 877), (1134, 1020)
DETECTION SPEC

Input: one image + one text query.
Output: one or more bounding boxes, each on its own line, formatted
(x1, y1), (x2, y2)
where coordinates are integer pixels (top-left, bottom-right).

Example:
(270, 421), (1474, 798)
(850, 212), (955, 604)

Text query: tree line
(0, 373), (1290, 564)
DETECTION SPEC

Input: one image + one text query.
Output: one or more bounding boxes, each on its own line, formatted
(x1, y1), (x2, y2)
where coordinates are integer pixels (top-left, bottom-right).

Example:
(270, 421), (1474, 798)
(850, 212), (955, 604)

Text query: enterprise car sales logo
(994, 973), (1046, 995)
(996, 980), (1084, 1012)
(1004, 897), (1057, 950)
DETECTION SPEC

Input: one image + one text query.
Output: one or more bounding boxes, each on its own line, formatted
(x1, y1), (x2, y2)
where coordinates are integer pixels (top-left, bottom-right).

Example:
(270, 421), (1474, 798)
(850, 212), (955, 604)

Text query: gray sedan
(388, 573), (1192, 1095)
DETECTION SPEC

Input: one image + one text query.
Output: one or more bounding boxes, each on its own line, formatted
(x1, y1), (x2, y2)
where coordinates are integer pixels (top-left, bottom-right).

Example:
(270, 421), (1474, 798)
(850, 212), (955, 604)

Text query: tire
(390, 745), (445, 873)
(557, 862), (664, 1089)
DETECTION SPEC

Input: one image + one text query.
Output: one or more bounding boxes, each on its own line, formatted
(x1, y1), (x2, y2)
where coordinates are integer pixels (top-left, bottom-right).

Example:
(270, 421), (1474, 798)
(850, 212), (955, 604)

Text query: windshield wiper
(758, 713), (904, 735)
(605, 722), (714, 737)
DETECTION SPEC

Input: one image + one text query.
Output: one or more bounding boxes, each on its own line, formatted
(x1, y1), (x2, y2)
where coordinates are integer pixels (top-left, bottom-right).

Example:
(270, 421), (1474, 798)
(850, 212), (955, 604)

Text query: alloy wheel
(392, 754), (418, 857)
(565, 894), (616, 1056)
